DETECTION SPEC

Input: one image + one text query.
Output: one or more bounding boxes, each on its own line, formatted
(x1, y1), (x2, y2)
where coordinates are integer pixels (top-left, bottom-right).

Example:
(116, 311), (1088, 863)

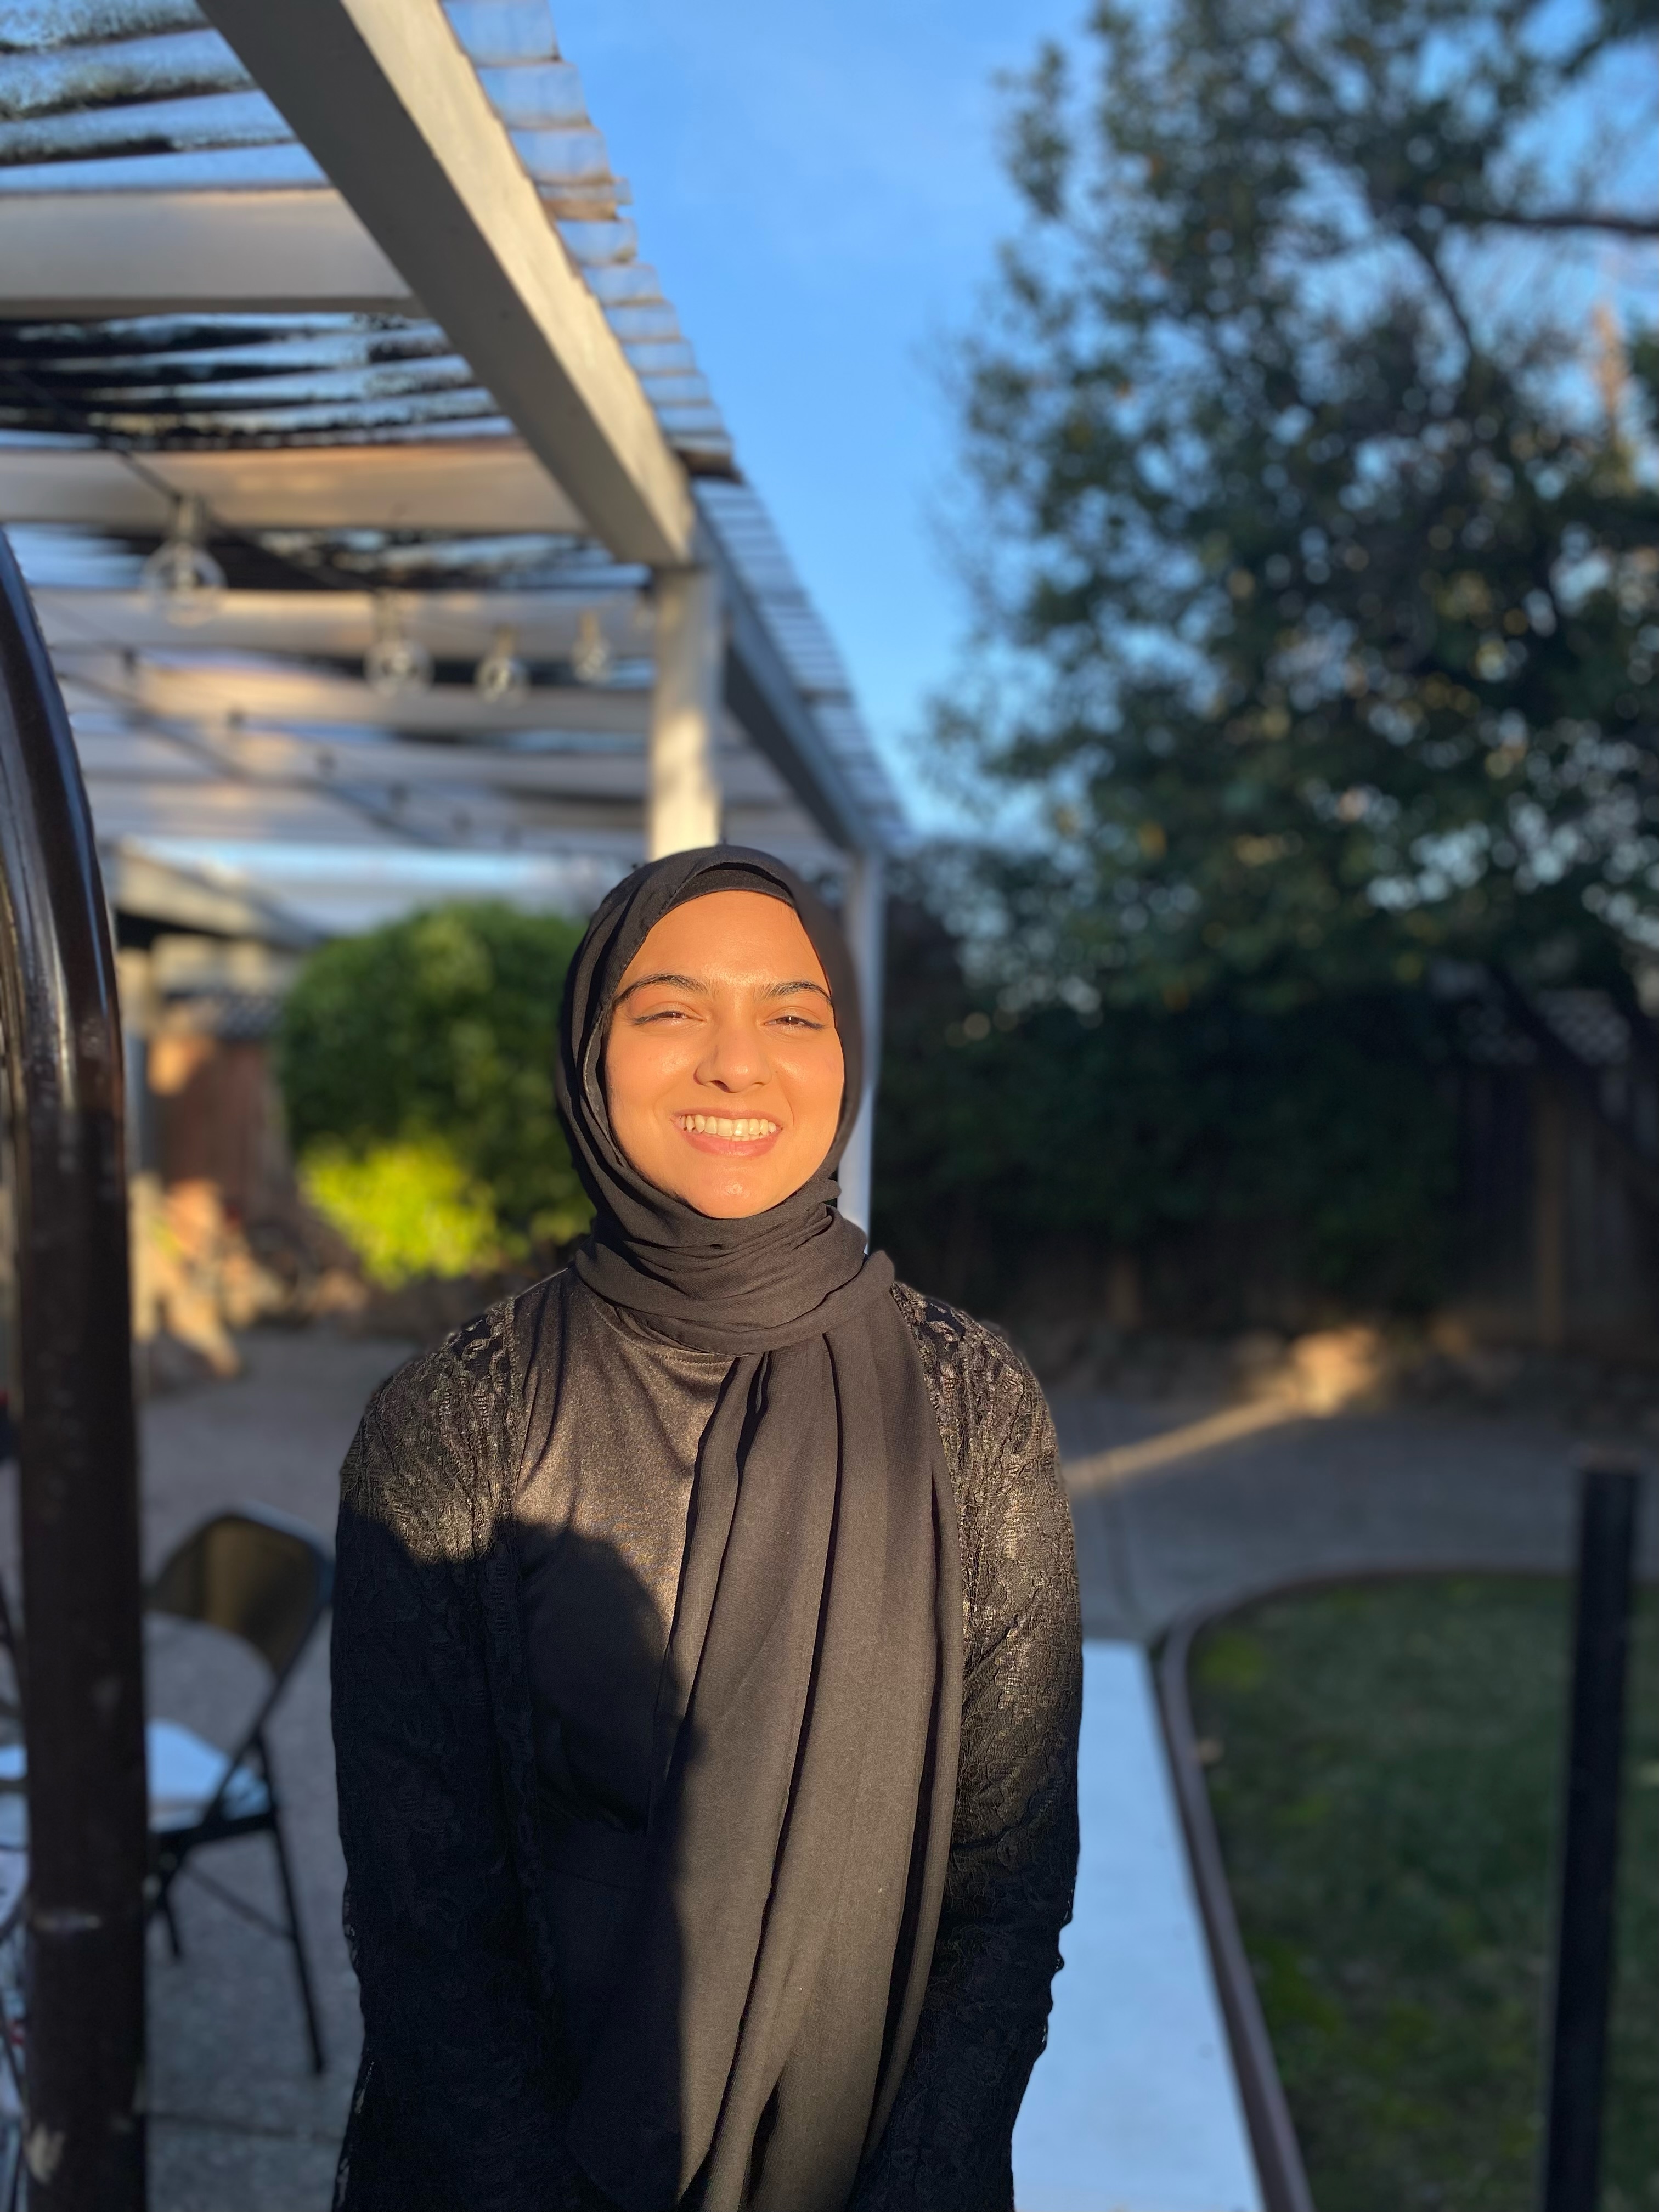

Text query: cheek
(776, 1040), (846, 1133)
(603, 1030), (677, 1131)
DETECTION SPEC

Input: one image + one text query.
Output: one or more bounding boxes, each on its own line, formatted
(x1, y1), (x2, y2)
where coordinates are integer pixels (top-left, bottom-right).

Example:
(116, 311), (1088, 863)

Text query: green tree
(940, 0), (1659, 1009)
(278, 902), (590, 1284)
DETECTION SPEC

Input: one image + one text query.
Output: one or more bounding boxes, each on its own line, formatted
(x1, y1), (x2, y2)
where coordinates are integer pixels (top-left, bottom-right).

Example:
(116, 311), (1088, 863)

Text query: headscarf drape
(554, 847), (962, 2212)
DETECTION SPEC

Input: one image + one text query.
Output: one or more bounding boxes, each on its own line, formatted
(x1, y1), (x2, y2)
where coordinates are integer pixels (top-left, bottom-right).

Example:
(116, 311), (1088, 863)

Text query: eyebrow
(613, 971), (701, 1006)
(612, 972), (833, 1009)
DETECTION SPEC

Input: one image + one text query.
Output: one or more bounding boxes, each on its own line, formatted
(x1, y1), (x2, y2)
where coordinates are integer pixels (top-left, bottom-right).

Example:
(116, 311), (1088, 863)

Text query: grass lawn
(1189, 1577), (1659, 2211)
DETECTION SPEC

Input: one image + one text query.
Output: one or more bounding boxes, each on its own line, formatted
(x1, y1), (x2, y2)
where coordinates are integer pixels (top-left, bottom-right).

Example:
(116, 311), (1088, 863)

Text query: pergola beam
(0, 190), (413, 318)
(83, 784), (476, 847)
(82, 775), (814, 850)
(197, 0), (696, 567)
(83, 780), (647, 842)
(55, 653), (652, 740)
(35, 586), (646, 661)
(1, 444), (586, 536)
(99, 844), (321, 946)
(72, 720), (794, 807)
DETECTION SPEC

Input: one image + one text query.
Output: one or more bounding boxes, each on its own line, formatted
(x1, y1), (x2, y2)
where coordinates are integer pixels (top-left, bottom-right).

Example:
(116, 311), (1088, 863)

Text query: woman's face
(602, 890), (847, 1218)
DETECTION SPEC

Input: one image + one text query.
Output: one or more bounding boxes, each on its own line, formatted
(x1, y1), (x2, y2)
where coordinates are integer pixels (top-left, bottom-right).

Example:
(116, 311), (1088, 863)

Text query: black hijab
(554, 847), (962, 2212)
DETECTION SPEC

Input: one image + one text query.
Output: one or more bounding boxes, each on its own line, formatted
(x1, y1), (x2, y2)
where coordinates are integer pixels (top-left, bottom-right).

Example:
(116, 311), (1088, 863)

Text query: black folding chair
(146, 1505), (334, 2073)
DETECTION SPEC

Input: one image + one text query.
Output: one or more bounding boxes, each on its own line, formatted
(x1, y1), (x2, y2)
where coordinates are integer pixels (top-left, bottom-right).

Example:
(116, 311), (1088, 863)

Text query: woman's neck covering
(554, 846), (963, 2212)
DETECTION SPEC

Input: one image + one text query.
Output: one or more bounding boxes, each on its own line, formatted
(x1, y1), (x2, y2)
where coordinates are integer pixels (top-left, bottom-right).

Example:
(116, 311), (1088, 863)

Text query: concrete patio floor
(80, 1318), (1637, 2209)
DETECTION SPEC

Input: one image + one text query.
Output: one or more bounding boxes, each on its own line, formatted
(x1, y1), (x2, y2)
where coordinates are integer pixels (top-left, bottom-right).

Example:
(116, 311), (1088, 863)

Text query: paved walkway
(100, 1325), (1649, 2208)
(1013, 1643), (1260, 2212)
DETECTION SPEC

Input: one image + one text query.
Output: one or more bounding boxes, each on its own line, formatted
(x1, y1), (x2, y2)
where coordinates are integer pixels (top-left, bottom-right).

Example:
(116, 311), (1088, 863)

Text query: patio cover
(0, 0), (903, 1216)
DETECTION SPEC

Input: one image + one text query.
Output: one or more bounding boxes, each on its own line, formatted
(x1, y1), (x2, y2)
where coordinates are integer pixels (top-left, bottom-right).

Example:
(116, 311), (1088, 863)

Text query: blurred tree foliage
(879, 0), (1657, 1316)
(938, 0), (1657, 1005)
(278, 904), (590, 1285)
(874, 890), (1459, 1314)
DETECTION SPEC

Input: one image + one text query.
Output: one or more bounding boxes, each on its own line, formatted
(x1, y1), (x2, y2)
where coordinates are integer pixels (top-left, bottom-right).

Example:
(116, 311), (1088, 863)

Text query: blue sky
(554, 0), (1087, 822)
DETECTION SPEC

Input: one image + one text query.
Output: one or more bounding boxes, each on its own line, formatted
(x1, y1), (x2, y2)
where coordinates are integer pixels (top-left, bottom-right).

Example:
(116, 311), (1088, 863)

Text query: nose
(696, 1011), (770, 1093)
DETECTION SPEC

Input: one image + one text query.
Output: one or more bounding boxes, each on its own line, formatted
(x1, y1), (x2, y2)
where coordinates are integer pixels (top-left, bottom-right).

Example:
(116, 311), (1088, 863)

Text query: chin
(690, 1181), (774, 1220)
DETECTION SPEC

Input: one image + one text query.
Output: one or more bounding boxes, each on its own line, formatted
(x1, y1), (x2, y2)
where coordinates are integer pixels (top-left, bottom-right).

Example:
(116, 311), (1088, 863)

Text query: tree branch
(1410, 233), (1481, 365)
(1456, 206), (1659, 239)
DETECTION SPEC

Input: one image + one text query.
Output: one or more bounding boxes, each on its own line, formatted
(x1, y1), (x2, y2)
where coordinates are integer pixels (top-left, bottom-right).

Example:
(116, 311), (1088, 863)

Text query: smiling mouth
(672, 1111), (781, 1154)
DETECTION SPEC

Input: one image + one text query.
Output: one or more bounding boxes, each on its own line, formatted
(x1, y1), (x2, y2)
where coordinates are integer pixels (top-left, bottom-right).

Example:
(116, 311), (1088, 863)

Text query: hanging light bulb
(474, 624), (529, 706)
(364, 590), (433, 697)
(571, 608), (613, 686)
(141, 494), (225, 627)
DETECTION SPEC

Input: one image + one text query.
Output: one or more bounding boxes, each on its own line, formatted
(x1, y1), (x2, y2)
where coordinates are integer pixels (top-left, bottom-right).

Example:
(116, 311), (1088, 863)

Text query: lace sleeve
(855, 1295), (1083, 2212)
(331, 1328), (580, 2211)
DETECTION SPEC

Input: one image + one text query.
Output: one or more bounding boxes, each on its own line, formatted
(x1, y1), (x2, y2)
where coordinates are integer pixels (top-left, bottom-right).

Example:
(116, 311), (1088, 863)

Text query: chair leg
(268, 1810), (326, 2074)
(159, 1886), (184, 1961)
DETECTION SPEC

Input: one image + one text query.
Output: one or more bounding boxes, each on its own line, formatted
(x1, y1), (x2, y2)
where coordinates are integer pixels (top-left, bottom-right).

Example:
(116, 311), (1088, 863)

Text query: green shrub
(300, 1138), (501, 1289)
(279, 902), (591, 1282)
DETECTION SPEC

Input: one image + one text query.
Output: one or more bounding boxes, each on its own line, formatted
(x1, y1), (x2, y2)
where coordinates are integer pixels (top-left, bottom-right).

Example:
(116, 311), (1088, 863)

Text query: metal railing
(0, 529), (146, 2212)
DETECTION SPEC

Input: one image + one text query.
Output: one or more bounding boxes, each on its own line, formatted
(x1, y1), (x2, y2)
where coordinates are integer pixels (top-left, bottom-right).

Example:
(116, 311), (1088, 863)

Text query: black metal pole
(0, 530), (146, 2209)
(1540, 1460), (1640, 2212)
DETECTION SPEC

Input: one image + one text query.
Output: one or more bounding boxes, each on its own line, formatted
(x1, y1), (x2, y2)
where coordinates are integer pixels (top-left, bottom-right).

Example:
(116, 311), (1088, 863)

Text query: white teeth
(676, 1113), (778, 1139)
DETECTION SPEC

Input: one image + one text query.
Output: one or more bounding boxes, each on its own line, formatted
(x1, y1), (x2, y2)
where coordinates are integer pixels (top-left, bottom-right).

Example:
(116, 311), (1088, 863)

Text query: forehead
(618, 889), (829, 990)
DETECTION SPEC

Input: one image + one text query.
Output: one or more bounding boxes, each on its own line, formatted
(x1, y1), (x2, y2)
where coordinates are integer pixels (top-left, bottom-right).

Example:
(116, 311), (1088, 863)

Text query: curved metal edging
(1156, 1603), (1317, 2212)
(0, 528), (146, 2211)
(1151, 1549), (1659, 2212)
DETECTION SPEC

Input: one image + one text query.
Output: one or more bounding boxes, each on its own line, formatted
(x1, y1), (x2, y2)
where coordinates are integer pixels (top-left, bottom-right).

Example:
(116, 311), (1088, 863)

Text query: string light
(140, 495), (225, 627)
(364, 591), (433, 697)
(474, 625), (529, 706)
(571, 608), (613, 686)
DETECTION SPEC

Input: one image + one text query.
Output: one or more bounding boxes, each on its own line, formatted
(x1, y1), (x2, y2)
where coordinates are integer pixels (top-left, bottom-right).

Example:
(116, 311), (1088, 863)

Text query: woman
(331, 847), (1081, 2212)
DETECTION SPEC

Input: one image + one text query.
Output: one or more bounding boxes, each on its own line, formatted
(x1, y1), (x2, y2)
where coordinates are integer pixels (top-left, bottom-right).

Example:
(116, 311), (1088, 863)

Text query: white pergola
(0, 0), (903, 1220)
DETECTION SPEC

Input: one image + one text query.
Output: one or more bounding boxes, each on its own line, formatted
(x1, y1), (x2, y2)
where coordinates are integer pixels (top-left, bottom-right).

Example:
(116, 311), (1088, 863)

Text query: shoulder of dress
(889, 1278), (1036, 1392)
(889, 1285), (1068, 1640)
(888, 1278), (1054, 1490)
(348, 1272), (569, 1523)
(442, 1267), (568, 1385)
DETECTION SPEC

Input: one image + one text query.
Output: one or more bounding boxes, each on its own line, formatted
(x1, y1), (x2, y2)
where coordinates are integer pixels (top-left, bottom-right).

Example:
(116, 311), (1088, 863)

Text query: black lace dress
(331, 1273), (1081, 2211)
